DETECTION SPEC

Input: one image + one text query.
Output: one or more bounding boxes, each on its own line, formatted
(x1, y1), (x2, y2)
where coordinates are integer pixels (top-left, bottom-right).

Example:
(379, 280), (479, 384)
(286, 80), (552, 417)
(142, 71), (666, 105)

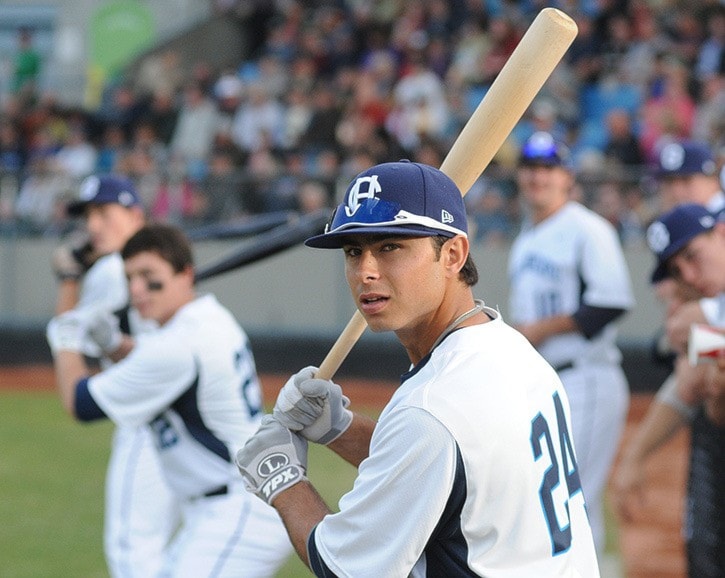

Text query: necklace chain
(430, 299), (486, 352)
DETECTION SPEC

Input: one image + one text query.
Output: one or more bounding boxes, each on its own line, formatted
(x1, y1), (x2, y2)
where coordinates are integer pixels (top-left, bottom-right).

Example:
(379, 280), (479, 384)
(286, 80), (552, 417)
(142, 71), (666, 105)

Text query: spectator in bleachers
(169, 81), (220, 175)
(141, 88), (179, 146)
(54, 123), (97, 179)
(230, 82), (285, 153)
(14, 151), (71, 236)
(12, 28), (41, 107)
(298, 80), (341, 153)
(0, 119), (25, 173)
(696, 6), (725, 81)
(295, 178), (330, 214)
(213, 71), (245, 137)
(94, 83), (144, 142)
(134, 48), (184, 101)
(281, 82), (313, 150)
(95, 123), (126, 174)
(639, 57), (696, 161)
(603, 108), (646, 170)
(692, 73), (725, 146)
(201, 145), (247, 219)
(244, 146), (280, 214)
(386, 50), (451, 151)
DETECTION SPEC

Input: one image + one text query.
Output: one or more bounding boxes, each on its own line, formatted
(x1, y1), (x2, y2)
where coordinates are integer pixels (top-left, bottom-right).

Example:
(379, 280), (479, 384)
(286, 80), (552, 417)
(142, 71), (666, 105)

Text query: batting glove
(87, 309), (123, 355)
(46, 310), (89, 356)
(51, 234), (95, 281)
(235, 415), (308, 505)
(273, 366), (353, 445)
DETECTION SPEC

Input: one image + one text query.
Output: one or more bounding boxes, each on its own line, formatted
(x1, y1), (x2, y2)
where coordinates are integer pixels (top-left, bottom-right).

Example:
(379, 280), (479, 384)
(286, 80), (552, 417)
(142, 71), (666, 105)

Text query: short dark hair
(121, 223), (193, 273)
(431, 235), (478, 286)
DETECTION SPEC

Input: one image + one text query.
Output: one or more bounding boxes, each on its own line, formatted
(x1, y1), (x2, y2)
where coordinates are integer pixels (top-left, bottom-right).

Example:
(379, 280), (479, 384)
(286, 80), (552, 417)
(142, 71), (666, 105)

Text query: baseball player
(622, 204), (724, 577)
(612, 141), (725, 542)
(51, 174), (176, 577)
(650, 141), (725, 359)
(507, 131), (635, 555)
(235, 160), (600, 576)
(46, 223), (292, 577)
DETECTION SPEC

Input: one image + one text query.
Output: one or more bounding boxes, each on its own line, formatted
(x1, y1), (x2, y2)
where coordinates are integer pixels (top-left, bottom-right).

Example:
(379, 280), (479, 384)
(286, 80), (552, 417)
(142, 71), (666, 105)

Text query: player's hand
(235, 415), (308, 506)
(46, 310), (89, 355)
(273, 366), (353, 445)
(611, 455), (646, 523)
(51, 233), (96, 281)
(665, 301), (706, 354)
(87, 309), (123, 354)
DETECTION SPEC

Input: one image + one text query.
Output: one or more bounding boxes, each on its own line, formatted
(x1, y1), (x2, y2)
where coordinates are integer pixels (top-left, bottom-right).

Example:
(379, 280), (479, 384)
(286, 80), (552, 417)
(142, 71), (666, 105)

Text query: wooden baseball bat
(316, 7), (578, 380)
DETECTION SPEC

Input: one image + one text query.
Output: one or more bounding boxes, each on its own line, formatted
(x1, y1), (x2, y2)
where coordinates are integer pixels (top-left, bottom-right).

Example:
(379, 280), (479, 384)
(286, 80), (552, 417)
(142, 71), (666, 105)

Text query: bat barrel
(439, 8), (578, 196)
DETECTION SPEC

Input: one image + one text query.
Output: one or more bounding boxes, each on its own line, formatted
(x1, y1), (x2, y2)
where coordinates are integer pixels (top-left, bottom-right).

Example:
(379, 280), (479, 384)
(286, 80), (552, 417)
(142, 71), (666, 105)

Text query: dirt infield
(2, 365), (689, 578)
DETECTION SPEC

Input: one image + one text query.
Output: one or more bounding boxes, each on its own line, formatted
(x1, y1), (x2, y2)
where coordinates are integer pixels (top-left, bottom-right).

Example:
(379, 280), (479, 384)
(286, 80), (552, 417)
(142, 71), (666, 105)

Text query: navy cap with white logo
(646, 203), (717, 283)
(518, 131), (573, 169)
(655, 141), (717, 178)
(305, 160), (467, 249)
(67, 174), (142, 216)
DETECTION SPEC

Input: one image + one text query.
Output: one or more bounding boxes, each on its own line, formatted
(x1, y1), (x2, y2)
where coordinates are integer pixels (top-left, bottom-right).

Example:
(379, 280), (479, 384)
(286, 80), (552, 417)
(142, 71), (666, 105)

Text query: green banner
(89, 1), (155, 78)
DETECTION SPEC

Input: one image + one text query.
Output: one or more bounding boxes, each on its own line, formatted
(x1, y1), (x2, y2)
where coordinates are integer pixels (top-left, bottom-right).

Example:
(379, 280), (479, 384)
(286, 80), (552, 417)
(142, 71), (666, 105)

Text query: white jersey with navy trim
(507, 200), (633, 554)
(508, 201), (634, 368)
(74, 251), (174, 578)
(308, 308), (599, 577)
(85, 294), (263, 498)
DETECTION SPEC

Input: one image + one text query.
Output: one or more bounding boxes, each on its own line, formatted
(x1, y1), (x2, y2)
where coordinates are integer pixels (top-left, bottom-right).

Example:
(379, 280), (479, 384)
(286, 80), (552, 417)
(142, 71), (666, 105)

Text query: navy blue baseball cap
(519, 131), (573, 169)
(305, 160), (467, 249)
(646, 203), (717, 283)
(655, 141), (717, 178)
(67, 174), (142, 216)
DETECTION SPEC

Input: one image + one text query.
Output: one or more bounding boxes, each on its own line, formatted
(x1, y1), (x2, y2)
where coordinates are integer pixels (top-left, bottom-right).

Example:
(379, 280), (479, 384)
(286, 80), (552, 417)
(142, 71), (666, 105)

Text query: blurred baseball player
(507, 131), (635, 554)
(235, 160), (600, 576)
(612, 142), (725, 547)
(648, 141), (725, 355)
(51, 174), (175, 577)
(615, 204), (725, 577)
(47, 223), (292, 576)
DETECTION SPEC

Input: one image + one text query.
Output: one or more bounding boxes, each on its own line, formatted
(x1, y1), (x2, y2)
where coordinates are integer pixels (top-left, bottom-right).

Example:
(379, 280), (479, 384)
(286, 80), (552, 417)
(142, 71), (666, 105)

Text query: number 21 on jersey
(530, 391), (583, 555)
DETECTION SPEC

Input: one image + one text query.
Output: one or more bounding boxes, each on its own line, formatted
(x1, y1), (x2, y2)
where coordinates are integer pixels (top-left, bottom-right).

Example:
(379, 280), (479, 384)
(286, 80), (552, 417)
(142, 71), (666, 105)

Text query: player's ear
(180, 264), (195, 284)
(443, 235), (469, 278)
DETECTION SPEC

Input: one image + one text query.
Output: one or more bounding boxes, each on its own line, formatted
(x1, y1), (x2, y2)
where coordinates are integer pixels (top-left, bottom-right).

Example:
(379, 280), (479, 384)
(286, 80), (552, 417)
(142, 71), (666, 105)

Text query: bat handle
(315, 310), (368, 380)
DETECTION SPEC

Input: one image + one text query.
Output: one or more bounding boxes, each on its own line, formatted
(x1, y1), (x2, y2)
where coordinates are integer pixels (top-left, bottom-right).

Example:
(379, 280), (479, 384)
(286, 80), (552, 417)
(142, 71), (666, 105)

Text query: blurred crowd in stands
(0, 0), (724, 246)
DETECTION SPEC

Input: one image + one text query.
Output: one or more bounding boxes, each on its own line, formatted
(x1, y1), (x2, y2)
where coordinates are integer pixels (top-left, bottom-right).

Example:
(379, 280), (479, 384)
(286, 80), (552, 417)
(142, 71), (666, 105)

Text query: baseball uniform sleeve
(77, 254), (128, 311)
(87, 333), (197, 427)
(308, 406), (459, 577)
(579, 220), (634, 309)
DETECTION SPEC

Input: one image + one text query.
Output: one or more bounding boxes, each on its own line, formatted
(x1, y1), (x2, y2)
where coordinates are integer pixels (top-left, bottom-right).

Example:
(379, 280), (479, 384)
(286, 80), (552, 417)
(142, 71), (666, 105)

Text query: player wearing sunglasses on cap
(236, 160), (600, 577)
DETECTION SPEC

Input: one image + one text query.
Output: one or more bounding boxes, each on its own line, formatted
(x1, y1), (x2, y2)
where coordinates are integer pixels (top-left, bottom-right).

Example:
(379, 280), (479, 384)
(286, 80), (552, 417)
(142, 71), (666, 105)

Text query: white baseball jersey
(81, 294), (263, 497)
(309, 308), (599, 577)
(76, 293), (292, 576)
(507, 201), (633, 553)
(75, 251), (174, 578)
(508, 201), (634, 368)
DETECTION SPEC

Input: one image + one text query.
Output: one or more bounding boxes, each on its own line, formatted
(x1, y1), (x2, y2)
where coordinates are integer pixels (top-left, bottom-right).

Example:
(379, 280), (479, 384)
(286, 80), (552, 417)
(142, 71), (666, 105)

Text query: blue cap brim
(650, 235), (699, 283)
(305, 225), (454, 249)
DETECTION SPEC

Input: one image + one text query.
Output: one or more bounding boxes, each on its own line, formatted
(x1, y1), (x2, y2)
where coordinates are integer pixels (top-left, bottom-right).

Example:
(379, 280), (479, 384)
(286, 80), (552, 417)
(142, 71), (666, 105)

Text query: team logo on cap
(659, 143), (685, 171)
(646, 221), (670, 254)
(345, 175), (382, 217)
(79, 176), (100, 201)
(118, 190), (135, 207)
